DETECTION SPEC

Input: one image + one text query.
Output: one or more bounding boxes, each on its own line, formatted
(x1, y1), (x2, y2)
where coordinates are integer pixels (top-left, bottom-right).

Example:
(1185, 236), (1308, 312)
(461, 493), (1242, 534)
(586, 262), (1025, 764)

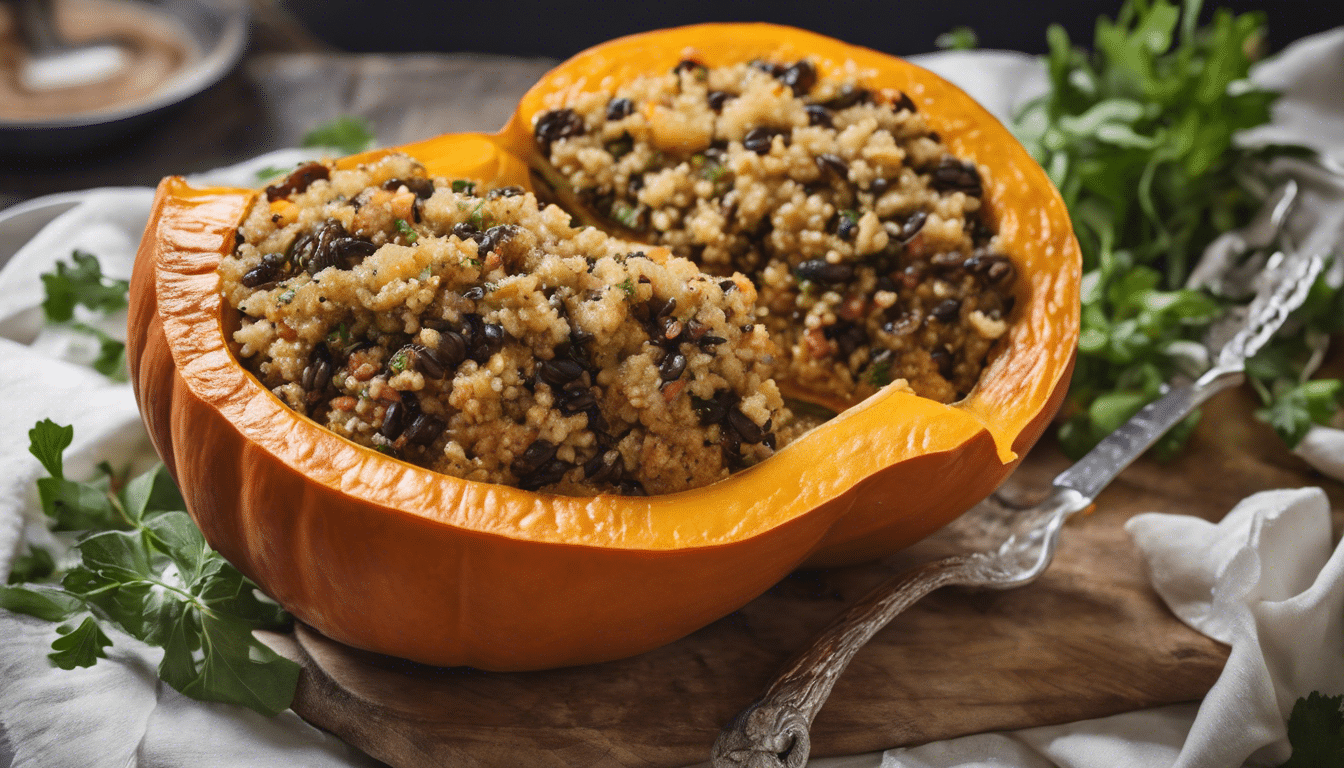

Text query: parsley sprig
(0, 420), (300, 716)
(1012, 0), (1341, 456)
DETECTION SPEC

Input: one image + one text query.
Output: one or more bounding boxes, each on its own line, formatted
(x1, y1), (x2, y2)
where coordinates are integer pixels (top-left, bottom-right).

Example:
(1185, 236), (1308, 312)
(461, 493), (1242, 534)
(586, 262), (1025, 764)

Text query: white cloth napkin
(2, 31), (1343, 768)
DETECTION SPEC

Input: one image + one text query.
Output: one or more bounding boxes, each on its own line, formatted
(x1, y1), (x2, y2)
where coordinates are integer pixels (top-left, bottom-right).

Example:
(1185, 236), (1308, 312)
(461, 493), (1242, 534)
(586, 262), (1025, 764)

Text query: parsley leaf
(49, 616), (113, 670)
(395, 218), (419, 243)
(0, 584), (83, 620)
(7, 545), (56, 585)
(936, 26), (979, 51)
(1254, 379), (1343, 448)
(255, 164), (297, 182)
(40, 251), (129, 323)
(1280, 692), (1344, 768)
(29, 418), (72, 479)
(1245, 268), (1344, 447)
(611, 201), (643, 229)
(301, 116), (376, 154)
(39, 251), (132, 381)
(70, 322), (127, 380)
(2, 421), (300, 716)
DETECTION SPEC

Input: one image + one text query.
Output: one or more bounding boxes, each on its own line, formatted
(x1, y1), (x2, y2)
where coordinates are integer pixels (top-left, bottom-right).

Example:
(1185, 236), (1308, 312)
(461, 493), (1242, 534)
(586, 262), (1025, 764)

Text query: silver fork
(710, 247), (1326, 768)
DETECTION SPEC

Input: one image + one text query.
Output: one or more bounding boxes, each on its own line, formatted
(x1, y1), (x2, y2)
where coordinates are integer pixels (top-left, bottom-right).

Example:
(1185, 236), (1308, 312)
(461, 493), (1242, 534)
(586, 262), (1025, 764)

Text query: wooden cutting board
(260, 386), (1344, 768)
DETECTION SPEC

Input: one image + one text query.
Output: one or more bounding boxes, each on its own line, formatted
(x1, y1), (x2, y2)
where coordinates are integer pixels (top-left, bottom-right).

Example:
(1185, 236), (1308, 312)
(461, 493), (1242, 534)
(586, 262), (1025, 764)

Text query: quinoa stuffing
(532, 57), (1016, 404)
(222, 154), (785, 496)
(221, 58), (1022, 496)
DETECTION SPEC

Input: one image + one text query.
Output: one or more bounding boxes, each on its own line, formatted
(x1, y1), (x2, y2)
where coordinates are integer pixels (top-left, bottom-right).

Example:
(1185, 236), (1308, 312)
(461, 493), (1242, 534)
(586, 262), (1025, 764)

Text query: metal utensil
(11, 0), (129, 91)
(711, 246), (1326, 768)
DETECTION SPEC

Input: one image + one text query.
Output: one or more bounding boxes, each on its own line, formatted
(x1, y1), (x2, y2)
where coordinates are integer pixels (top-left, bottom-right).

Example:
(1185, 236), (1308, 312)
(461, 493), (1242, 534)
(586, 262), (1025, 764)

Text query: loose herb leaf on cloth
(70, 322), (128, 380)
(48, 616), (113, 670)
(0, 420), (300, 716)
(28, 418), (72, 478)
(40, 250), (129, 322)
(301, 115), (376, 154)
(6, 545), (56, 584)
(1012, 0), (1340, 457)
(1280, 692), (1344, 768)
(39, 252), (130, 381)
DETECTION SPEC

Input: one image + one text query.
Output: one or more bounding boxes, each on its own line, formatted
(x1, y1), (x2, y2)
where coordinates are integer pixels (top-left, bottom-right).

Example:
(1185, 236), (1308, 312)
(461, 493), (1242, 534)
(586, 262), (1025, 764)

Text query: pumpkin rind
(127, 24), (1079, 670)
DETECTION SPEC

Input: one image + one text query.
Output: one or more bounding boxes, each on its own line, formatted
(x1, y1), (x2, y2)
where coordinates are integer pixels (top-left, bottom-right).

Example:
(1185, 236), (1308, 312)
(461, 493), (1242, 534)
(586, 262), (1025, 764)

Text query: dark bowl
(0, 0), (249, 158)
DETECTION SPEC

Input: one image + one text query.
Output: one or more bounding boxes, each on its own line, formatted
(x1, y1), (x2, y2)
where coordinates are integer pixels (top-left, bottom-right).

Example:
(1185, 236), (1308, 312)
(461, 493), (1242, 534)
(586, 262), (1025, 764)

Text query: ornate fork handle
(712, 557), (974, 768)
(712, 251), (1325, 768)
(709, 486), (1087, 768)
(711, 490), (1084, 768)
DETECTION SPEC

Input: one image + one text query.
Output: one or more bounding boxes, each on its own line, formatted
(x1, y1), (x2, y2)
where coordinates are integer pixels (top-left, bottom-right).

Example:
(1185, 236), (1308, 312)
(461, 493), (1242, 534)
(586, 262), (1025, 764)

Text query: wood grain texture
(274, 386), (1344, 768)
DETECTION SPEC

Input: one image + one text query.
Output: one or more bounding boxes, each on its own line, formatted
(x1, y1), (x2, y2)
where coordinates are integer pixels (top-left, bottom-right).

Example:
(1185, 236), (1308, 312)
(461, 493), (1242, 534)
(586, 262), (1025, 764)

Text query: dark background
(285, 0), (1341, 58)
(2, 0), (1341, 206)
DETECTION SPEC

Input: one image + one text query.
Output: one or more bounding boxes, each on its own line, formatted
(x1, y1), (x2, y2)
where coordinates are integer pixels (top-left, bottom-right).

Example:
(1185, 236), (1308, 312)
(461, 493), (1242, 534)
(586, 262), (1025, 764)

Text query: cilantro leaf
(49, 616), (112, 669)
(40, 251), (129, 323)
(29, 419), (72, 479)
(301, 116), (376, 154)
(467, 200), (487, 229)
(142, 511), (213, 585)
(1281, 692), (1344, 768)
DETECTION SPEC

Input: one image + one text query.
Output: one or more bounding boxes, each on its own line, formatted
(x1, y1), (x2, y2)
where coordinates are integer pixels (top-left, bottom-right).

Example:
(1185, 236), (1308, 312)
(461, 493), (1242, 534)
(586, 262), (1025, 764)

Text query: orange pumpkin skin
(128, 25), (1079, 671)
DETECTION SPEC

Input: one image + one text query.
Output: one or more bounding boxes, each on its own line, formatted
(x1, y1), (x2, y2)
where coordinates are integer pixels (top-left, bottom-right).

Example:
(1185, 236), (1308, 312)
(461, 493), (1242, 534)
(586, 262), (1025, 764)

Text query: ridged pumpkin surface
(128, 25), (1079, 670)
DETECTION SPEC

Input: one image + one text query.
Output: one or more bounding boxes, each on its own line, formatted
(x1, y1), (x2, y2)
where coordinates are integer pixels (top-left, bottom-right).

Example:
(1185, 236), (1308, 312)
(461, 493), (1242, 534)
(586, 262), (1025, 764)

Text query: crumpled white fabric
(2, 30), (1343, 768)
(1127, 489), (1344, 768)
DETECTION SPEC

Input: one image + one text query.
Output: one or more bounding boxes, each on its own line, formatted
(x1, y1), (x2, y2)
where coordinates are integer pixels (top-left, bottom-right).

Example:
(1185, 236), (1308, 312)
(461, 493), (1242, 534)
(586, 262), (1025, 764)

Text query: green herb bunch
(0, 421), (300, 716)
(1012, 0), (1341, 456)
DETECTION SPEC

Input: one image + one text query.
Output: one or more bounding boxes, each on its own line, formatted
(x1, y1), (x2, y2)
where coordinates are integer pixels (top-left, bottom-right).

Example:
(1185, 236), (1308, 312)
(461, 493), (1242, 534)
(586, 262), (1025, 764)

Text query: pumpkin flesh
(128, 24), (1079, 670)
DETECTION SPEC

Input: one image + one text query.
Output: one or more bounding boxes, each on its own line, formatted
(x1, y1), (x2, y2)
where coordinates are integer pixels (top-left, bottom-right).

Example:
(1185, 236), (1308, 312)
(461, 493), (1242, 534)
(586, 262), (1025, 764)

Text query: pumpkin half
(128, 24), (1079, 671)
